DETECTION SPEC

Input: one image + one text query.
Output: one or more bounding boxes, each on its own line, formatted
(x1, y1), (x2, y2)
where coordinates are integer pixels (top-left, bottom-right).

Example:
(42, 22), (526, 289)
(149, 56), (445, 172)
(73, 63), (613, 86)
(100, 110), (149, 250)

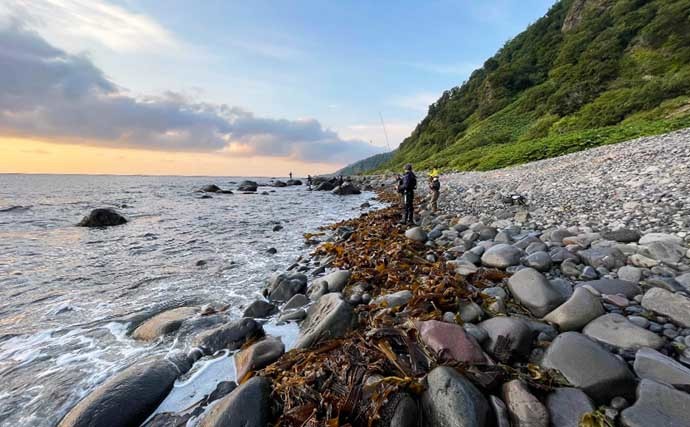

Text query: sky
(0, 0), (556, 176)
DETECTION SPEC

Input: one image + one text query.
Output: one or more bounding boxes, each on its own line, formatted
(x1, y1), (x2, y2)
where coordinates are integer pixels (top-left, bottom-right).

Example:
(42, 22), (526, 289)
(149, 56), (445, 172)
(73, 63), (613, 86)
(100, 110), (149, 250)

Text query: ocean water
(0, 174), (380, 426)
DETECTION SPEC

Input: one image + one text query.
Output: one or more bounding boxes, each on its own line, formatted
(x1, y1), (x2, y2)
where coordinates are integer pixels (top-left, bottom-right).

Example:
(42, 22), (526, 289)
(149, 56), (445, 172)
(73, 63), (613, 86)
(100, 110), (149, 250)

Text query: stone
(237, 180), (258, 192)
(332, 183), (361, 195)
(583, 314), (664, 350)
(482, 286), (508, 300)
(545, 388), (595, 427)
(579, 247), (626, 270)
(563, 233), (601, 248)
(422, 366), (489, 427)
(560, 260), (581, 277)
(464, 323), (489, 344)
(478, 317), (533, 361)
(541, 332), (636, 402)
(630, 254), (659, 268)
(627, 316), (649, 329)
(77, 208), (127, 227)
(642, 240), (686, 264)
(602, 229), (641, 243)
(372, 290), (413, 308)
(524, 251), (552, 272)
(543, 287), (604, 332)
(131, 307), (197, 341)
(405, 227), (428, 242)
(550, 247), (579, 264)
(234, 338), (285, 381)
(277, 309), (306, 323)
(242, 300), (278, 319)
(526, 241), (548, 254)
(580, 266), (598, 280)
(201, 184), (221, 193)
(575, 279), (640, 299)
(620, 380), (690, 427)
(416, 320), (486, 363)
(638, 233), (683, 246)
(264, 272), (308, 302)
(458, 301), (484, 323)
(618, 266), (642, 284)
(549, 228), (575, 244)
(379, 393), (418, 427)
(294, 293), (353, 349)
(198, 377), (271, 427)
(192, 318), (264, 354)
(490, 396), (511, 427)
(283, 294), (309, 311)
(502, 380), (549, 427)
(641, 288), (690, 327)
(633, 347), (690, 387)
(508, 268), (566, 317)
(314, 270), (351, 293)
(58, 358), (180, 427)
(676, 273), (690, 290)
(481, 244), (523, 268)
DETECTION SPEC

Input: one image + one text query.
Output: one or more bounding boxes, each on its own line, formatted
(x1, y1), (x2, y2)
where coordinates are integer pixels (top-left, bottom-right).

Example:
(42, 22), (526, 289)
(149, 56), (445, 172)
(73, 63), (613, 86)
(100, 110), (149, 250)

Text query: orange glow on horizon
(0, 137), (340, 177)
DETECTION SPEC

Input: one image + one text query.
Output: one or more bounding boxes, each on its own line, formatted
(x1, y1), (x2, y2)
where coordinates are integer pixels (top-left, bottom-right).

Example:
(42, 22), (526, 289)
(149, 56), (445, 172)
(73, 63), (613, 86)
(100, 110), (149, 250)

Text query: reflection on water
(0, 174), (379, 426)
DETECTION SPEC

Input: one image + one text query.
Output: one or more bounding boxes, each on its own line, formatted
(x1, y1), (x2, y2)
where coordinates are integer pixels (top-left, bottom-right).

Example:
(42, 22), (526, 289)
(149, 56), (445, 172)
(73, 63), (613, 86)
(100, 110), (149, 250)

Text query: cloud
(0, 23), (382, 164)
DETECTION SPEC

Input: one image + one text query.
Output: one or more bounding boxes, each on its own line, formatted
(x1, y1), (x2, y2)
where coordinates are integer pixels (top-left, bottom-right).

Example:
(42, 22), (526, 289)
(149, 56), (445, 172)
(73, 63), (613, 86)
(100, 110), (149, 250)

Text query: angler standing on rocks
(400, 163), (417, 224)
(428, 168), (440, 213)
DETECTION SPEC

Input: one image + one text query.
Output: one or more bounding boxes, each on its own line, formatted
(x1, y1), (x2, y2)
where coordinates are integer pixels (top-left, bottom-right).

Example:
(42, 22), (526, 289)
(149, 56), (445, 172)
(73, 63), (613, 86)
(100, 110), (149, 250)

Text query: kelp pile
(259, 200), (567, 426)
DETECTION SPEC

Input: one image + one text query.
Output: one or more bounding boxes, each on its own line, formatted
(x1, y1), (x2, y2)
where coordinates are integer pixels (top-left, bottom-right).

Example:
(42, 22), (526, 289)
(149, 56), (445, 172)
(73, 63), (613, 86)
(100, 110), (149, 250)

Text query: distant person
(400, 164), (417, 224)
(289, 171), (293, 180)
(307, 174), (313, 189)
(338, 175), (344, 187)
(396, 174), (404, 205)
(429, 175), (441, 213)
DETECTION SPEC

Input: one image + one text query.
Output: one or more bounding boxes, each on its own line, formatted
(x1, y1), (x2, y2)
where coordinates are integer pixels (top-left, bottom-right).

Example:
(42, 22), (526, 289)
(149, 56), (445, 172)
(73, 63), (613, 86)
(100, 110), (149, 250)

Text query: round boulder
(481, 244), (522, 269)
(77, 208), (127, 227)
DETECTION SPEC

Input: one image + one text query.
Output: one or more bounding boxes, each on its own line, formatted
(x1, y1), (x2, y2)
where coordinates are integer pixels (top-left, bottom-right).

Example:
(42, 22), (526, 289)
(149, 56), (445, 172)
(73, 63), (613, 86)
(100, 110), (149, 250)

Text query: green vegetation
(336, 151), (394, 175)
(369, 0), (690, 173)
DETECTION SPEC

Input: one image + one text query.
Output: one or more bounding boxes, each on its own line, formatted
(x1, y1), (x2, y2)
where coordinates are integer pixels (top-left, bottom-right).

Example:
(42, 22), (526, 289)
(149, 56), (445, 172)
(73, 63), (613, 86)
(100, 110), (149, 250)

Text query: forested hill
(369, 0), (690, 173)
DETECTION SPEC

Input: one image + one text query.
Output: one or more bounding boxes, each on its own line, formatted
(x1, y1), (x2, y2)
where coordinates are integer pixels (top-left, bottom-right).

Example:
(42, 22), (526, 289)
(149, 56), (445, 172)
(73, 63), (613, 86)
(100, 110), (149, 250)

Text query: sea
(0, 174), (381, 426)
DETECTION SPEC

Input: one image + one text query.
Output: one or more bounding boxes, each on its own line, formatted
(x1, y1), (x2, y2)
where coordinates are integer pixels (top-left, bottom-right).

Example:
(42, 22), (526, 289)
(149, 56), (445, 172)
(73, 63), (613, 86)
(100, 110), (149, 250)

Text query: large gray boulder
(58, 358), (180, 427)
(77, 208), (127, 227)
(543, 287), (604, 332)
(234, 337), (284, 381)
(481, 244), (522, 268)
(332, 183), (361, 195)
(524, 251), (552, 272)
(192, 318), (264, 354)
(198, 377), (271, 427)
(574, 279), (641, 299)
(242, 300), (278, 319)
(422, 366), (489, 427)
(237, 180), (258, 192)
(578, 247), (626, 270)
(545, 387), (595, 427)
(602, 229), (641, 243)
(478, 317), (533, 361)
(264, 272), (308, 302)
(638, 233), (683, 246)
(501, 380), (549, 427)
(507, 268), (566, 317)
(314, 270), (351, 293)
(641, 288), (690, 327)
(633, 347), (690, 387)
(641, 240), (686, 264)
(405, 227), (428, 242)
(294, 293), (353, 349)
(583, 314), (664, 350)
(541, 332), (636, 402)
(620, 380), (690, 427)
(131, 306), (197, 341)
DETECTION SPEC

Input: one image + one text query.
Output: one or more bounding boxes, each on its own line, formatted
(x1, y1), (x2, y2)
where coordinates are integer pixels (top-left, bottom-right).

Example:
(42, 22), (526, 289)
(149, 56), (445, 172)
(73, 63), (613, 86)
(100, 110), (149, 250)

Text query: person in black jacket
(400, 163), (417, 224)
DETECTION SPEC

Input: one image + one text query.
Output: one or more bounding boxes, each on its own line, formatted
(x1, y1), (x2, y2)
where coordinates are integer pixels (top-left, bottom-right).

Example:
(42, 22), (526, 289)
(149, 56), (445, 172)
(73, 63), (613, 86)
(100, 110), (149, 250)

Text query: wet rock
(620, 380), (690, 427)
(545, 387), (595, 427)
(272, 225), (283, 232)
(478, 317), (532, 361)
(192, 318), (264, 354)
(422, 366), (489, 427)
(641, 288), (690, 327)
(77, 208), (127, 227)
(307, 280), (329, 300)
(481, 243), (523, 268)
(332, 183), (361, 195)
(131, 306), (197, 341)
(234, 337), (285, 381)
(405, 227), (428, 242)
(264, 272), (308, 302)
(237, 180), (258, 192)
(574, 279), (641, 299)
(633, 347), (690, 387)
(524, 251), (552, 272)
(543, 287), (604, 332)
(314, 270), (351, 293)
(372, 290), (413, 308)
(416, 320), (486, 363)
(277, 309), (307, 323)
(201, 184), (221, 193)
(583, 313), (664, 350)
(283, 293), (309, 311)
(143, 413), (191, 427)
(242, 300), (278, 319)
(57, 358), (180, 427)
(602, 229), (641, 243)
(507, 268), (566, 317)
(198, 376), (271, 427)
(502, 380), (549, 427)
(294, 293), (353, 349)
(541, 332), (636, 402)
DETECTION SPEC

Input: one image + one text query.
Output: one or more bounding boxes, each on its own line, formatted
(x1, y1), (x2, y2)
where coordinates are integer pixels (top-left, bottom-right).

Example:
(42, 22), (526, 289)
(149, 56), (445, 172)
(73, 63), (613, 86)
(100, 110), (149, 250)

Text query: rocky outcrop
(77, 208), (127, 227)
(131, 306), (197, 341)
(198, 376), (271, 427)
(237, 180), (258, 192)
(234, 338), (285, 381)
(192, 318), (264, 354)
(264, 272), (308, 302)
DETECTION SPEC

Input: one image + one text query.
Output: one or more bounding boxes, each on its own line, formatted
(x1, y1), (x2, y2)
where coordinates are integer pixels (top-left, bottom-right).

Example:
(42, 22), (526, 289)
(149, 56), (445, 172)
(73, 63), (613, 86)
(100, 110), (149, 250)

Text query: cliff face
(368, 0), (690, 173)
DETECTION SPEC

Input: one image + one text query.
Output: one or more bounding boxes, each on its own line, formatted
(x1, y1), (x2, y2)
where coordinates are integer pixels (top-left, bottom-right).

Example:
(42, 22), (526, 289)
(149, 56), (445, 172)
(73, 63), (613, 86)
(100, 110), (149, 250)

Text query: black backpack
(431, 179), (440, 191)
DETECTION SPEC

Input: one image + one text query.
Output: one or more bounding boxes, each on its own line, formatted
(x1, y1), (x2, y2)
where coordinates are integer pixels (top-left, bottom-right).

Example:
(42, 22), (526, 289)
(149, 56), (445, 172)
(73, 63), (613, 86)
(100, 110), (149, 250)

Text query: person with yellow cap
(428, 168), (441, 213)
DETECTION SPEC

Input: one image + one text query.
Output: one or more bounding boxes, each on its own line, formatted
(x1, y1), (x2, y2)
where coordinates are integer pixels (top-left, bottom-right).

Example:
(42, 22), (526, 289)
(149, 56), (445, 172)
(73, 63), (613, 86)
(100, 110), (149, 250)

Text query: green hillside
(375, 0), (690, 173)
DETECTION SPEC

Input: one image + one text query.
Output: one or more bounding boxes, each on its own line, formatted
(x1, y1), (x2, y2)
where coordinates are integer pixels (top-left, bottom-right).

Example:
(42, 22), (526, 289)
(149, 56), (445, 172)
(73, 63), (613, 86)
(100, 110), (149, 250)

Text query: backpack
(431, 179), (440, 191)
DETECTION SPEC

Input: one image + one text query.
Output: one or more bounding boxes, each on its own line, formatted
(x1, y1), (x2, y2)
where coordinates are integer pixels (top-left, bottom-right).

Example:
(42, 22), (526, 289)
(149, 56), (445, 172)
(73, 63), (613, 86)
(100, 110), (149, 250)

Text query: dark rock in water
(294, 293), (353, 349)
(192, 318), (264, 354)
(277, 309), (307, 323)
(201, 184), (221, 193)
(264, 272), (308, 302)
(272, 225), (283, 232)
(545, 387), (595, 427)
(315, 181), (335, 191)
(332, 183), (361, 195)
(283, 293), (309, 310)
(0, 205), (31, 213)
(602, 228), (641, 243)
(200, 194), (213, 199)
(217, 189), (233, 194)
(198, 376), (271, 427)
(206, 381), (237, 404)
(266, 247), (277, 254)
(176, 314), (228, 340)
(361, 202), (371, 208)
(131, 306), (197, 341)
(541, 332), (636, 403)
(234, 337), (285, 380)
(77, 208), (127, 227)
(242, 300), (278, 319)
(422, 366), (489, 427)
(272, 180), (288, 187)
(286, 179), (302, 186)
(237, 180), (258, 192)
(314, 269), (351, 293)
(57, 358), (180, 427)
(196, 260), (208, 266)
(620, 379), (690, 427)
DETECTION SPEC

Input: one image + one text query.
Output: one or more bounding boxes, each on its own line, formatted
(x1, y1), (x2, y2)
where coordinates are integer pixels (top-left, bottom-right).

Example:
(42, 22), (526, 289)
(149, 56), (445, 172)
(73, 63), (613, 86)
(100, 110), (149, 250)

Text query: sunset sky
(0, 0), (555, 176)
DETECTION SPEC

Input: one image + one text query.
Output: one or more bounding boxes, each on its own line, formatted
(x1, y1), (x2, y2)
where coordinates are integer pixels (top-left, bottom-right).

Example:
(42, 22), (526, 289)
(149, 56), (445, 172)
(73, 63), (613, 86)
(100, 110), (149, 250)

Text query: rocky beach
(48, 129), (690, 426)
